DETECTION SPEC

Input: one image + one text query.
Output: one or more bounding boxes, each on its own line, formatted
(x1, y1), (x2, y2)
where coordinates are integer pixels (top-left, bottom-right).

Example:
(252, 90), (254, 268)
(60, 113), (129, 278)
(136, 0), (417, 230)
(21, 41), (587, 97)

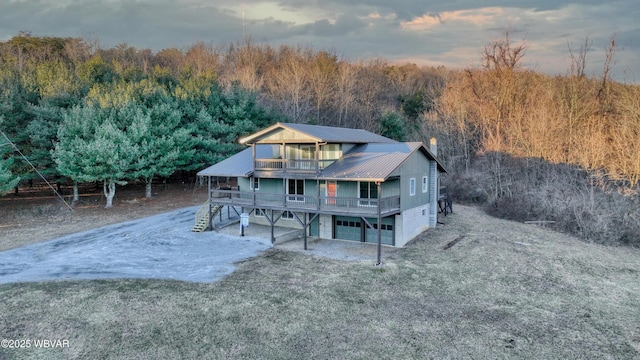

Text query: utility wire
(0, 129), (74, 213)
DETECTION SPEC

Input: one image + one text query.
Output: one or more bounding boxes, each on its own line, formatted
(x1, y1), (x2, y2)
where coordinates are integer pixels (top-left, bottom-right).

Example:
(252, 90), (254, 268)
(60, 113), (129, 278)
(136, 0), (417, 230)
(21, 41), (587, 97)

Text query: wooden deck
(208, 189), (401, 217)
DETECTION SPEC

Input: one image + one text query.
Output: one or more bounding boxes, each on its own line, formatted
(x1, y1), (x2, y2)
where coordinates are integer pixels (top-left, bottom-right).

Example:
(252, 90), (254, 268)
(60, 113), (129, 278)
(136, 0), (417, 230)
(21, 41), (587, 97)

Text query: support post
(315, 142), (319, 174)
(271, 209), (275, 244)
(265, 209), (283, 244)
(292, 212), (318, 251)
(252, 143), (256, 171)
(291, 212), (308, 250)
(317, 179), (321, 211)
(207, 177), (212, 231)
(303, 213), (307, 250)
(376, 181), (382, 266)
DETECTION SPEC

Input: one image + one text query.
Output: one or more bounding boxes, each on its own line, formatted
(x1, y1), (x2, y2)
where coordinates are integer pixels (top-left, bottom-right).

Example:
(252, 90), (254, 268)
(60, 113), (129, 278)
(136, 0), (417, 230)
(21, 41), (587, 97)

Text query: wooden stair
(191, 203), (223, 232)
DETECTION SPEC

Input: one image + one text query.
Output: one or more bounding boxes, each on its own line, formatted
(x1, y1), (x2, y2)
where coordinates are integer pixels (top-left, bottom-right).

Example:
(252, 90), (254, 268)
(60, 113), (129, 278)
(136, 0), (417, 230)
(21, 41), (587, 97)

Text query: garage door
(334, 216), (395, 245)
(364, 217), (394, 246)
(334, 216), (362, 241)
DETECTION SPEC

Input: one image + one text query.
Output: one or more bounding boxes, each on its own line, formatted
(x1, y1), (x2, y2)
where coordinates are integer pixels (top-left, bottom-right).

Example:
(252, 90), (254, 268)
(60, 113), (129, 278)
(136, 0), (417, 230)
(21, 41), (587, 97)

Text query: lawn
(1, 205), (639, 359)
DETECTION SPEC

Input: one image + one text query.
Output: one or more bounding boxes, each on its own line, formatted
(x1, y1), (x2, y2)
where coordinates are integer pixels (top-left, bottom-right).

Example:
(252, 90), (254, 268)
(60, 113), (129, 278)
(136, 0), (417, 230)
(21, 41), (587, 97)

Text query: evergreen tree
(54, 105), (136, 207)
(379, 111), (407, 141)
(0, 152), (20, 195)
(126, 102), (194, 198)
(0, 119), (20, 195)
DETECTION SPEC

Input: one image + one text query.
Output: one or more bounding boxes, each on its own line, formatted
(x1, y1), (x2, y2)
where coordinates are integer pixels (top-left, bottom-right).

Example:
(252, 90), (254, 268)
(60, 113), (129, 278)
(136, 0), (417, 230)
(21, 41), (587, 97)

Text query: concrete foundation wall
(395, 204), (431, 247)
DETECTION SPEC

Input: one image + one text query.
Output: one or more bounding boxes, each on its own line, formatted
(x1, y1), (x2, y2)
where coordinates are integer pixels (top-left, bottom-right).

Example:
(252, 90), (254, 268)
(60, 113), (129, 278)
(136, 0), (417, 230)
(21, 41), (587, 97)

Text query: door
(309, 214), (319, 237)
(326, 181), (337, 205)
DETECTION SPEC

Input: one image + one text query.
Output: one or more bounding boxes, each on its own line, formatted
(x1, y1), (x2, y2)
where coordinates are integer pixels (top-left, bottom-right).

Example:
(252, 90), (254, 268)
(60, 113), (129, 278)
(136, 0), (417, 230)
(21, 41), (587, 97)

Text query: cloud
(400, 8), (506, 31)
(0, 0), (637, 81)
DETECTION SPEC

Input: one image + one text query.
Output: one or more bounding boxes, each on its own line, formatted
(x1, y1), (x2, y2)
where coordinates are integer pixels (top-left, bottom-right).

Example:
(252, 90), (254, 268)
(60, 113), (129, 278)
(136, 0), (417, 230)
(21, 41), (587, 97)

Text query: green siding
(381, 179), (400, 197)
(256, 178), (285, 194)
(304, 179), (320, 197)
(337, 181), (358, 198)
(237, 177), (250, 191)
(396, 151), (432, 211)
(261, 128), (316, 142)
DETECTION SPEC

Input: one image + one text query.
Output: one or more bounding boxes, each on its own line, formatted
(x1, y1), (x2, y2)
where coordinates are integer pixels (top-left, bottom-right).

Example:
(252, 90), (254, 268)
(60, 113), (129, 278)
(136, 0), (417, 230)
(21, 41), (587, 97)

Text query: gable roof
(239, 122), (397, 145)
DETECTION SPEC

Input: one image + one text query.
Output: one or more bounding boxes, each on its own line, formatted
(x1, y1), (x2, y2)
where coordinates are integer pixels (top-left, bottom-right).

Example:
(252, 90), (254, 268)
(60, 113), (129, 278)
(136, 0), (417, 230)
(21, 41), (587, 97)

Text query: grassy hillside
(1, 205), (638, 359)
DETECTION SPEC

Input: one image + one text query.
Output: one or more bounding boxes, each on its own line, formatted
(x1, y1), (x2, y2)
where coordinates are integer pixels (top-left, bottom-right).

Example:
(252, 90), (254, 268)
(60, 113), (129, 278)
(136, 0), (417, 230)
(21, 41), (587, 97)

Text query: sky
(1, 0), (638, 82)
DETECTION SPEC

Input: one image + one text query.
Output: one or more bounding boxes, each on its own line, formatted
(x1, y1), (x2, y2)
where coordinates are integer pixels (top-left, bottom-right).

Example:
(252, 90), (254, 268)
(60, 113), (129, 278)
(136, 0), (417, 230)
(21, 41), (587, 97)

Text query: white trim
(422, 176), (428, 193)
(253, 177), (260, 191)
(410, 178), (416, 196)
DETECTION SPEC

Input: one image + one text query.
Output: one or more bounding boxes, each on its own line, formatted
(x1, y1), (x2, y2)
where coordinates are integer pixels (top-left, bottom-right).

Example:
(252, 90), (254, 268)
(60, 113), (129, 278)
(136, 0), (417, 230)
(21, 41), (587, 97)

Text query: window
(286, 145), (315, 169)
(359, 182), (378, 206)
(282, 211), (295, 220)
(253, 177), (260, 190)
(410, 178), (416, 196)
(320, 144), (340, 169)
(287, 179), (305, 202)
(299, 145), (315, 169)
(422, 176), (428, 193)
(254, 208), (267, 217)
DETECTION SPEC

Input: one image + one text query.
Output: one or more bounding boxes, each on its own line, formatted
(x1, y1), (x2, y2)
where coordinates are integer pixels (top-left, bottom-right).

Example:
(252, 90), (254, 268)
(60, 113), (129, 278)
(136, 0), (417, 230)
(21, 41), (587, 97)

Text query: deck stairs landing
(191, 203), (223, 232)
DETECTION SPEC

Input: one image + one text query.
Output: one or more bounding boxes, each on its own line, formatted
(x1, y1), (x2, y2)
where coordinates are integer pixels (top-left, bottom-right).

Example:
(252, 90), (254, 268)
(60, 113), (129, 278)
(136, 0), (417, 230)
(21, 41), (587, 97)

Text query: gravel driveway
(0, 206), (272, 284)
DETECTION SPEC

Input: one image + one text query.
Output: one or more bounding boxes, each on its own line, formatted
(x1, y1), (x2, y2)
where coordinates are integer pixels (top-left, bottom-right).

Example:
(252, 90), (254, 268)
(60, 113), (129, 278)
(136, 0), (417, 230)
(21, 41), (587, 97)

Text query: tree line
(0, 32), (638, 244)
(0, 33), (439, 202)
(426, 31), (639, 245)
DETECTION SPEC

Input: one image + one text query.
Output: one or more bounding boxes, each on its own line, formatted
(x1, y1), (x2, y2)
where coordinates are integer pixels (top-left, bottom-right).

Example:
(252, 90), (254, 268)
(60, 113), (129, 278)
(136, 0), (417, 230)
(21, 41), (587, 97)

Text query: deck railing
(254, 158), (338, 172)
(210, 189), (401, 216)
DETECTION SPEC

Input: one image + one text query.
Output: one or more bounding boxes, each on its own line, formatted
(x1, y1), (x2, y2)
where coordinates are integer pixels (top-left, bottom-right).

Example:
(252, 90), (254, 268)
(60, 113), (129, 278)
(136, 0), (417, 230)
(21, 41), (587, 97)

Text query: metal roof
(196, 145), (275, 177)
(198, 140), (447, 180)
(239, 122), (397, 145)
(318, 142), (422, 182)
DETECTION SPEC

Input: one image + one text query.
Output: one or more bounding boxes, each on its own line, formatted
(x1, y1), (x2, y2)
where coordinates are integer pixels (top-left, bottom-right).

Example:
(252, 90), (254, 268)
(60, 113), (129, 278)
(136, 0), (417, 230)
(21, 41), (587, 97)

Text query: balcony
(254, 158), (337, 172)
(209, 189), (401, 217)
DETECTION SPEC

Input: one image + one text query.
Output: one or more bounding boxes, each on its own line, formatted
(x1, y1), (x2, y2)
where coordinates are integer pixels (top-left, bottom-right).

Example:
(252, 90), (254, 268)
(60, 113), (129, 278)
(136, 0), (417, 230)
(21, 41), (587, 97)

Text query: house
(196, 122), (447, 248)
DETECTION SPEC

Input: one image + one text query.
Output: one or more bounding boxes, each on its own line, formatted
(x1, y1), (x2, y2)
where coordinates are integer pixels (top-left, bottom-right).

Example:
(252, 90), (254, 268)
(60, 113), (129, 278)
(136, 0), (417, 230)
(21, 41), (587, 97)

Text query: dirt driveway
(0, 206), (272, 284)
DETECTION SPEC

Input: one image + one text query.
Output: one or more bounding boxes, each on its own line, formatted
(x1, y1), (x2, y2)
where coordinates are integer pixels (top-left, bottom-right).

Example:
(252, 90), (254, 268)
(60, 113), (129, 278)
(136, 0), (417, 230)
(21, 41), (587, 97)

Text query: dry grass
(0, 183), (207, 251)
(1, 205), (639, 359)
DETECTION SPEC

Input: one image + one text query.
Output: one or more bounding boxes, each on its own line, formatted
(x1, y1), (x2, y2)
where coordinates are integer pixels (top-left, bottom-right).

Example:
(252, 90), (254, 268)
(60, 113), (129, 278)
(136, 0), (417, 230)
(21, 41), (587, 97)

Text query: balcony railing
(210, 189), (401, 216)
(254, 158), (338, 172)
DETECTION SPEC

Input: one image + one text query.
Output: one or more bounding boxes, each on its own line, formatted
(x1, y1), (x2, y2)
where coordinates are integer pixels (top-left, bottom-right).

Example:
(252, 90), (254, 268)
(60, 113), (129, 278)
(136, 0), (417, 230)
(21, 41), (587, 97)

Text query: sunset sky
(1, 0), (638, 82)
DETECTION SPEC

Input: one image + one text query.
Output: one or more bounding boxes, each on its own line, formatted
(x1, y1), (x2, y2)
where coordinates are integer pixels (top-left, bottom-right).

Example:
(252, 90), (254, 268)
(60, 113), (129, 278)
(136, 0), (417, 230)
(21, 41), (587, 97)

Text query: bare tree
(306, 50), (338, 125)
(265, 45), (312, 123)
